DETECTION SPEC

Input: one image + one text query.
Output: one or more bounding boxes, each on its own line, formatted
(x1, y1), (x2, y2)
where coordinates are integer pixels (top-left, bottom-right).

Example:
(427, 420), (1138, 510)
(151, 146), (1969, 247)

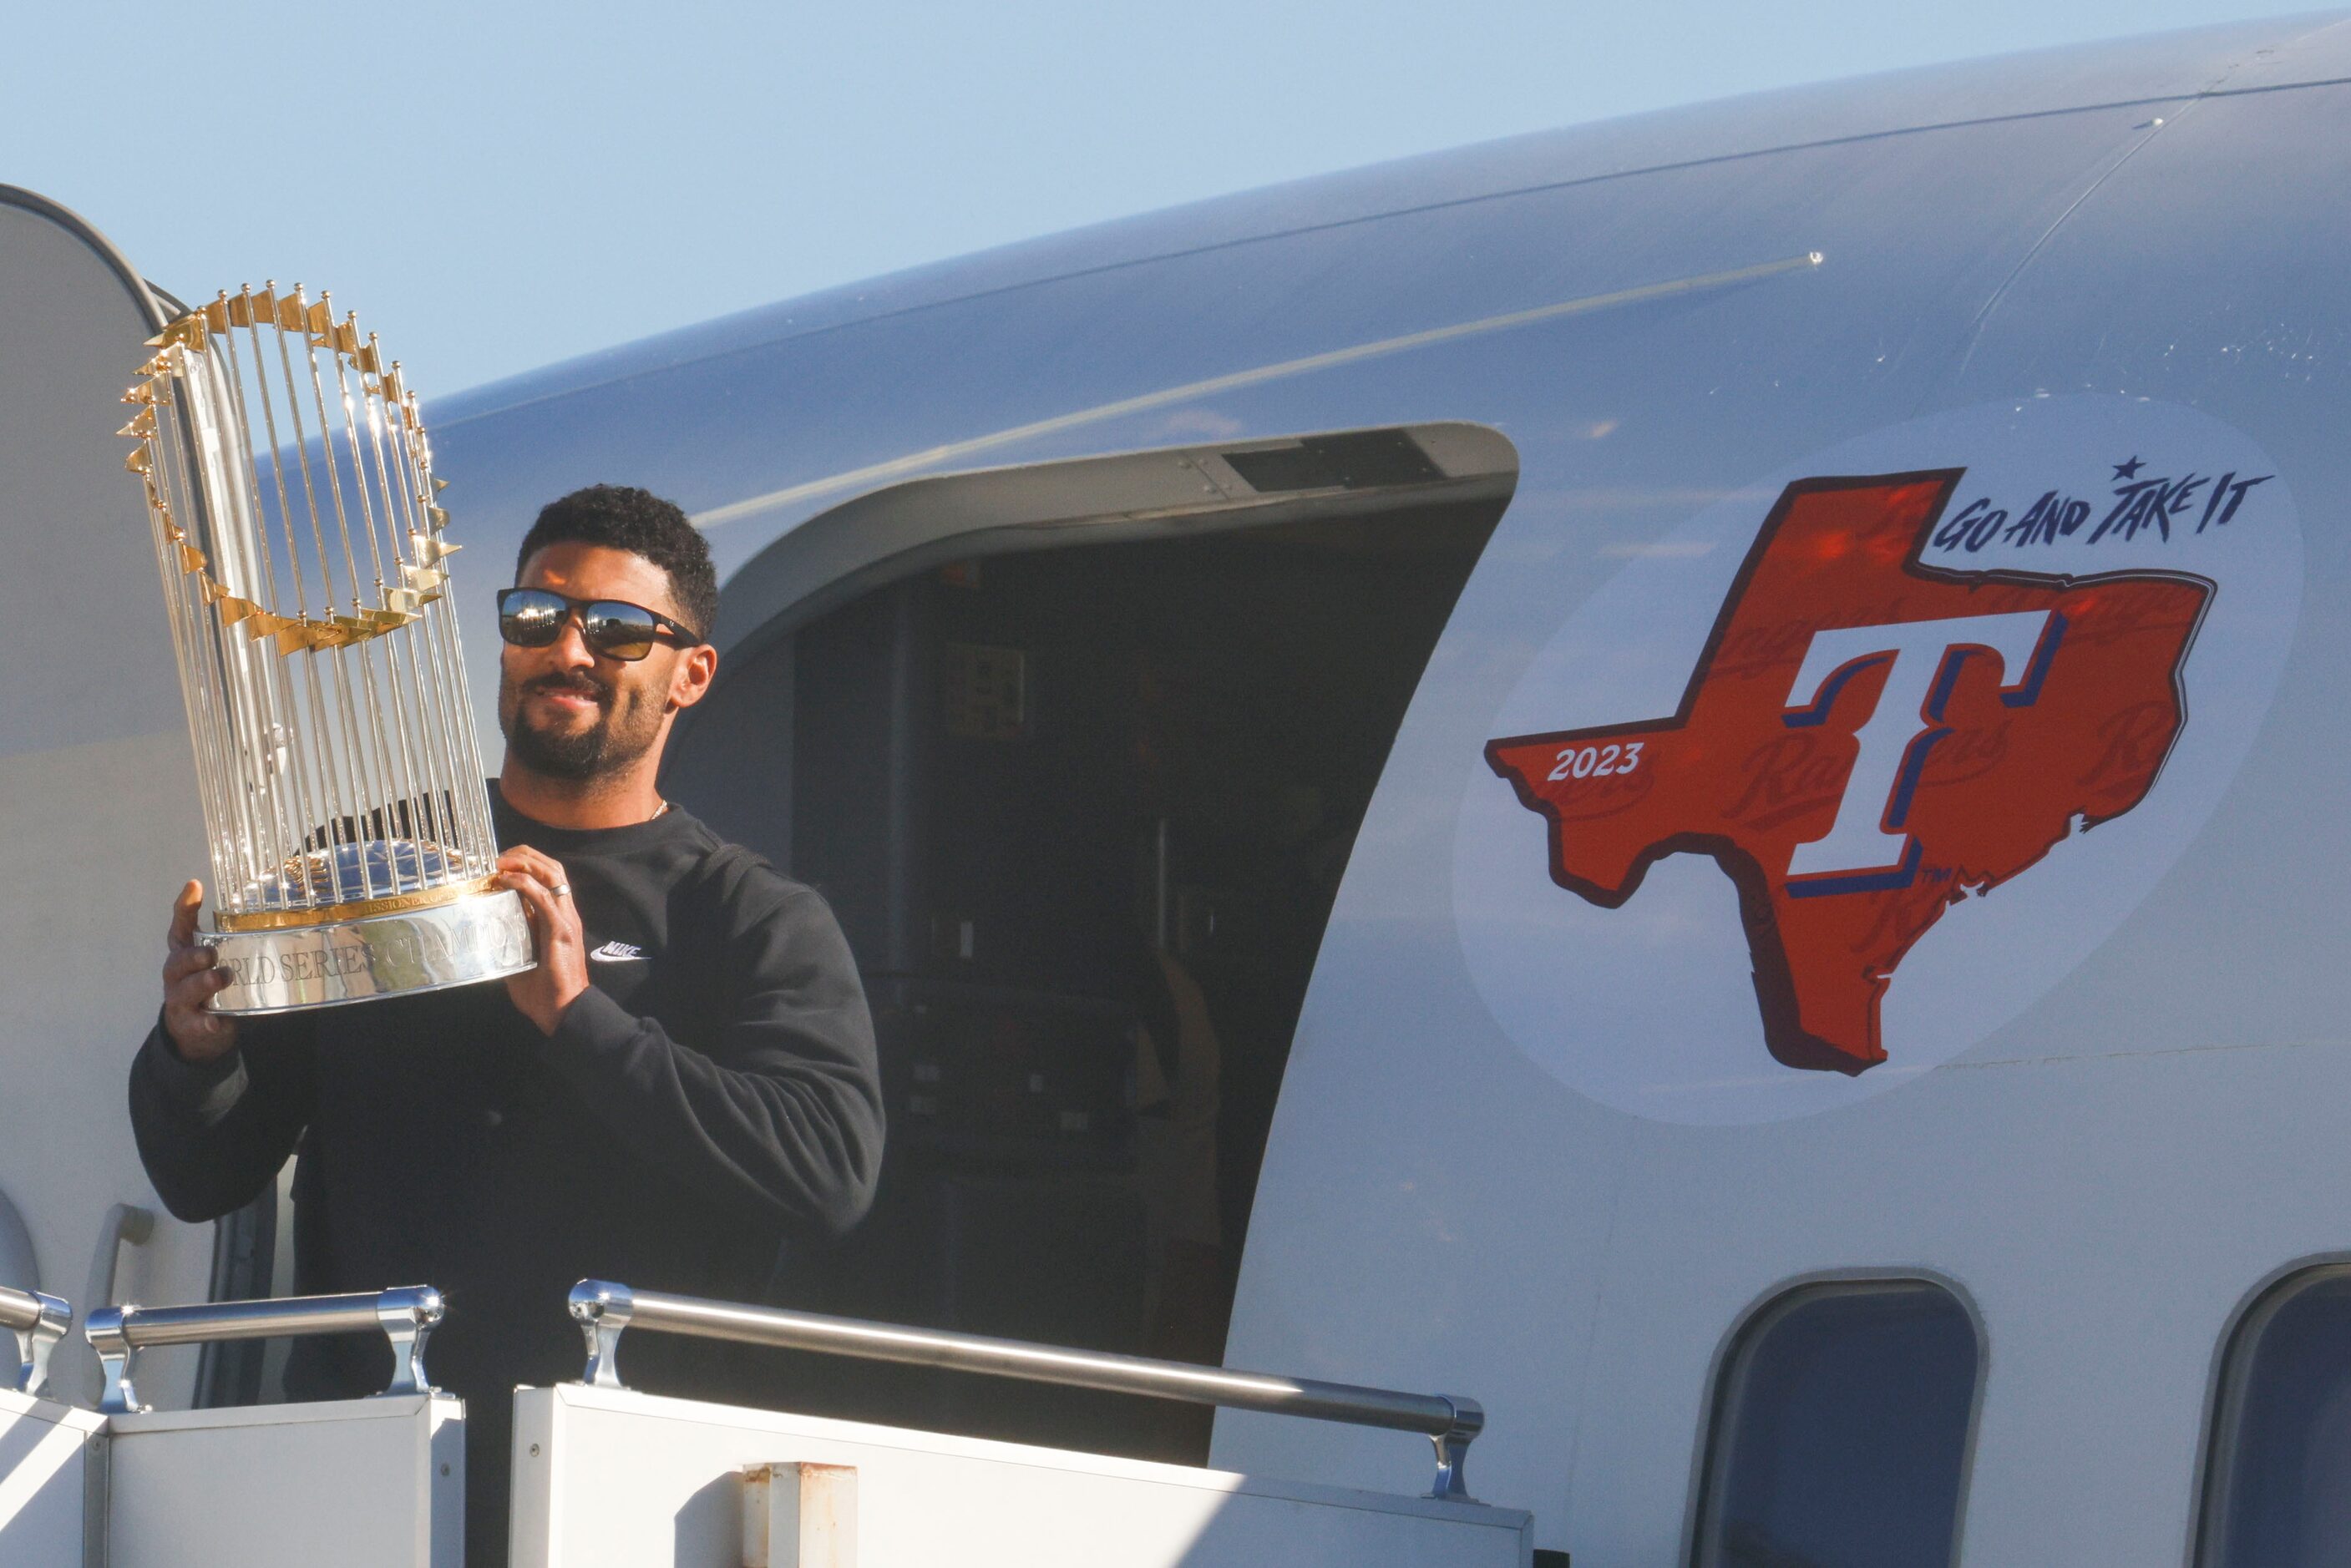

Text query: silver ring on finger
(552, 883), (571, 898)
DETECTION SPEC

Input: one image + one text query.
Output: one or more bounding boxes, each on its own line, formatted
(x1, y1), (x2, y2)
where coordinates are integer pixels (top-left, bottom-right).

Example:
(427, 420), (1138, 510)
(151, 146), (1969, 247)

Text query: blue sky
(8, 3), (2323, 394)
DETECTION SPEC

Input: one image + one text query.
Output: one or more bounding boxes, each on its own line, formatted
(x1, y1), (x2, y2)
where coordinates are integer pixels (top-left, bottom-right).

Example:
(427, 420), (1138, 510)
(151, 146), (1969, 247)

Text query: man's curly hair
(515, 484), (719, 639)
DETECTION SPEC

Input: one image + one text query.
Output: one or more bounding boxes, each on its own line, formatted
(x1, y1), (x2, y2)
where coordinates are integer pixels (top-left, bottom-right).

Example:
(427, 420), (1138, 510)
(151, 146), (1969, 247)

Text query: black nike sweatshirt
(127, 787), (884, 1415)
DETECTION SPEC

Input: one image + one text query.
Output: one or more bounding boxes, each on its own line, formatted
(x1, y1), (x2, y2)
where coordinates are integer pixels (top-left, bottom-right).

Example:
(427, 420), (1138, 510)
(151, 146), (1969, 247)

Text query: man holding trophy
(114, 291), (881, 1565)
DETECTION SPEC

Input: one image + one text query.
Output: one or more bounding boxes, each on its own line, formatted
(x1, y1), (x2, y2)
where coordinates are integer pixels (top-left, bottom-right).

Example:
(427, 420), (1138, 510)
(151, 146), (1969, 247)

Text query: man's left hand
(499, 847), (589, 1034)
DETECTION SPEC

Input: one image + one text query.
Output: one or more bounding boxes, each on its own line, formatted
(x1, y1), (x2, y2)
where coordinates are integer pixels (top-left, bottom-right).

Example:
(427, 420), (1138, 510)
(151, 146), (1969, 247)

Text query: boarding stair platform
(0, 1278), (1532, 1566)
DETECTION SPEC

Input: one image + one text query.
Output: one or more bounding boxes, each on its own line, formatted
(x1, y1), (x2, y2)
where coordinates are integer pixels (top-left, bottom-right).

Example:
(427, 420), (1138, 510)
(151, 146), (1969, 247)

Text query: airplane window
(1693, 1281), (1979, 1568)
(2198, 1265), (2351, 1566)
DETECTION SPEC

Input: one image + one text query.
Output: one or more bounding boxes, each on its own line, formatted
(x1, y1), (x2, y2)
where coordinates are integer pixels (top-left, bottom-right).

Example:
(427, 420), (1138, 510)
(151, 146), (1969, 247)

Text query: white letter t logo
(1781, 611), (2060, 890)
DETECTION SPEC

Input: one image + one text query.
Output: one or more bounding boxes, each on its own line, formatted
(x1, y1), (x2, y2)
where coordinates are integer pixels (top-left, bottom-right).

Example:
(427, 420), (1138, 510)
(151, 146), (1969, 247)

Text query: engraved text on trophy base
(198, 888), (536, 1015)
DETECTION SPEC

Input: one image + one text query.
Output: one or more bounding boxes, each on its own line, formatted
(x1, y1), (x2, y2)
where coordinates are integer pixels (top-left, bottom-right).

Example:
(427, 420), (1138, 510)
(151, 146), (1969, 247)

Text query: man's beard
(499, 670), (664, 782)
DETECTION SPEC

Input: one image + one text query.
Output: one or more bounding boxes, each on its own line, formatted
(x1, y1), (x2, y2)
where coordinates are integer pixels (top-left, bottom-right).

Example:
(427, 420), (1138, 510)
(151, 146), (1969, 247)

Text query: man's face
(498, 542), (700, 782)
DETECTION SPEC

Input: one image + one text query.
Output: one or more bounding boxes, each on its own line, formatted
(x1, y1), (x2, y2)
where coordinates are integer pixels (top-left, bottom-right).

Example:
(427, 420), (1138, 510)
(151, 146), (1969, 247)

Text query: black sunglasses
(497, 588), (702, 662)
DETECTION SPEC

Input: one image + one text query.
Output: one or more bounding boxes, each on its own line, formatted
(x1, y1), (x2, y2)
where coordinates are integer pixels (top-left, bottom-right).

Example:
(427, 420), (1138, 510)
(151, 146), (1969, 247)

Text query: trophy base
(198, 888), (536, 1014)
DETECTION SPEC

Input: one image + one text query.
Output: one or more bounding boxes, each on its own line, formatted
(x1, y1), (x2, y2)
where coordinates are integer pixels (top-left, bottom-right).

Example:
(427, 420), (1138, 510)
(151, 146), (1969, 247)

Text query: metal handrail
(84, 1285), (443, 1414)
(1, 1282), (72, 1399)
(568, 1280), (1486, 1500)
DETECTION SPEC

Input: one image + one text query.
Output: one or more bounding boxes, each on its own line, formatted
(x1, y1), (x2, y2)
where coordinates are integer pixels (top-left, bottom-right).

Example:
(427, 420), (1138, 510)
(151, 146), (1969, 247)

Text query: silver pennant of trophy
(123, 284), (534, 1013)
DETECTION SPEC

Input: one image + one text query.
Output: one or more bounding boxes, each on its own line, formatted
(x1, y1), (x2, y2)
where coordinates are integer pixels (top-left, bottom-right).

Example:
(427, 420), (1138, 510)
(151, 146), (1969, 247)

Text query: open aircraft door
(664, 423), (1516, 1458)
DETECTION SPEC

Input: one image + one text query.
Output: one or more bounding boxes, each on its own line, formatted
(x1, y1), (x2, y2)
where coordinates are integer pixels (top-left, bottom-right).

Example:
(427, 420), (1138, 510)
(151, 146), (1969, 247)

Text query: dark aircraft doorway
(665, 423), (1515, 1461)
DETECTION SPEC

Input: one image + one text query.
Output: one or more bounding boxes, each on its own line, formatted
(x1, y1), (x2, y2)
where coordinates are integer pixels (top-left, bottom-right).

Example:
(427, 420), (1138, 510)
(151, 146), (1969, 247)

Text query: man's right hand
(162, 880), (238, 1064)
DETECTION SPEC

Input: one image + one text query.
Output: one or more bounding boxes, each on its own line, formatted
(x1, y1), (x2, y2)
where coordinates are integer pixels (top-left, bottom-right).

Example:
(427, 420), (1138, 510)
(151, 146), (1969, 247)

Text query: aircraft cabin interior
(664, 427), (1510, 1461)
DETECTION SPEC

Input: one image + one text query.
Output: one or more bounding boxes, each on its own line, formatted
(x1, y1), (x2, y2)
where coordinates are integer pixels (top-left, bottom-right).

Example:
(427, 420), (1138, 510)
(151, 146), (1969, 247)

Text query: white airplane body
(6, 13), (2351, 1563)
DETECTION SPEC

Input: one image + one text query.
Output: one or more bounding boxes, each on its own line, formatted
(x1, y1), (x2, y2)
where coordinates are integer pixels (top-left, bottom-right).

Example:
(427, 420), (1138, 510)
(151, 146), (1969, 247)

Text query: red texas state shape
(1487, 472), (2209, 1075)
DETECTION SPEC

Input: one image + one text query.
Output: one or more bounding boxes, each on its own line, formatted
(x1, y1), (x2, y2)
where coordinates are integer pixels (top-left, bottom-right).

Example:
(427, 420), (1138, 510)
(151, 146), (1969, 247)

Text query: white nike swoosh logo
(588, 942), (646, 963)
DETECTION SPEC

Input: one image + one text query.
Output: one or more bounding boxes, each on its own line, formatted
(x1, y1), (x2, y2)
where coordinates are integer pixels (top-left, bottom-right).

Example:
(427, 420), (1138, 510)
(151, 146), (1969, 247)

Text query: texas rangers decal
(1454, 399), (2300, 1123)
(1487, 470), (2207, 1075)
